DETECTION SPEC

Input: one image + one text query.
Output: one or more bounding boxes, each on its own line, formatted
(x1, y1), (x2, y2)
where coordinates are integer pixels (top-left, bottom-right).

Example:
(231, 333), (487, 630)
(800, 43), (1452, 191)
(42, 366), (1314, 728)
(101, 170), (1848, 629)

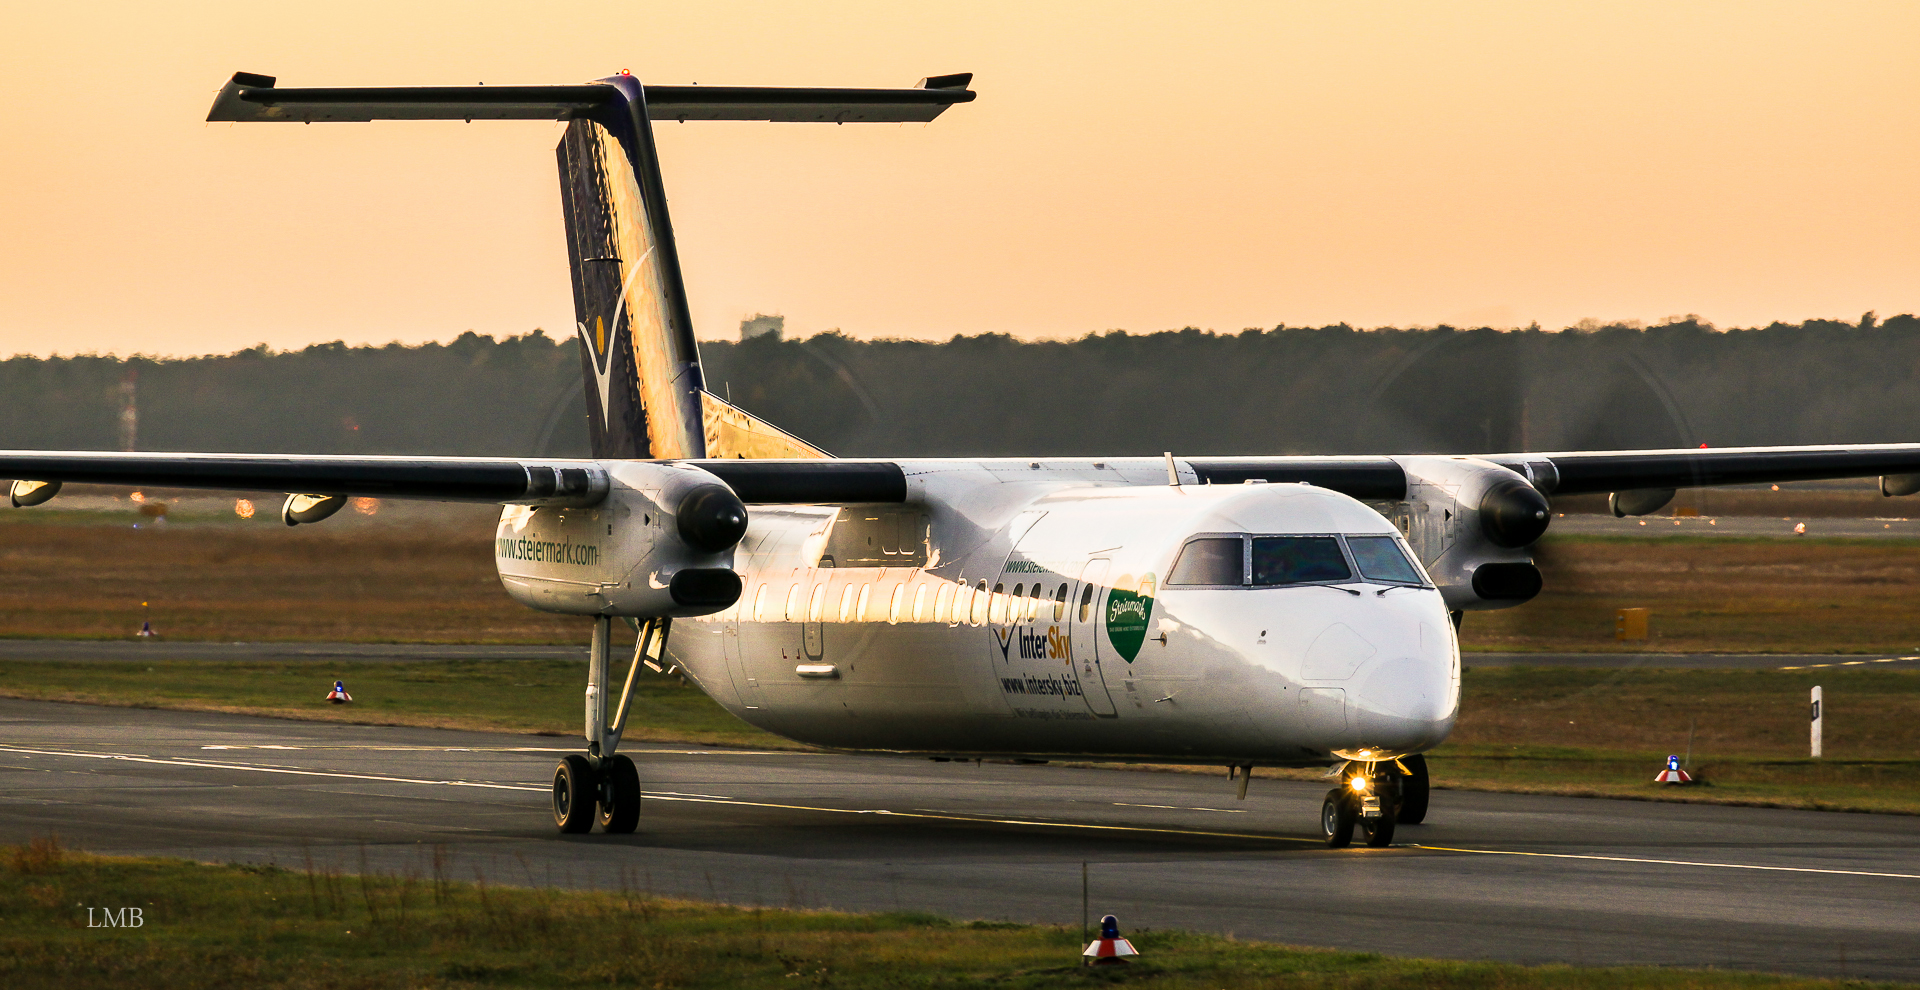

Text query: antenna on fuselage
(1165, 452), (1181, 487)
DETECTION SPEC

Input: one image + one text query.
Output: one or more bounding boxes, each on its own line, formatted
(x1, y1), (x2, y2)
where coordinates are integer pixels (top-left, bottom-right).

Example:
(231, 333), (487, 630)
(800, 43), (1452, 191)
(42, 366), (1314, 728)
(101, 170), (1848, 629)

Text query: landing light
(1348, 776), (1369, 793)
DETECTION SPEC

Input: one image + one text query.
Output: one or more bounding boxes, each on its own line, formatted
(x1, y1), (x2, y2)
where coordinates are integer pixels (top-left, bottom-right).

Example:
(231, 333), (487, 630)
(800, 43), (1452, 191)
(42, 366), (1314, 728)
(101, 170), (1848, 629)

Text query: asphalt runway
(3, 699), (1916, 981)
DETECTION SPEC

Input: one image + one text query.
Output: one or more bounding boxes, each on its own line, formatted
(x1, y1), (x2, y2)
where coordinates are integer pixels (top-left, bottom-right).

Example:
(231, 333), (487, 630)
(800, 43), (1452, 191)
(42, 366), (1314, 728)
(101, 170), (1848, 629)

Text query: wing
(0, 451), (908, 506)
(1481, 443), (1920, 496)
(0, 451), (599, 504)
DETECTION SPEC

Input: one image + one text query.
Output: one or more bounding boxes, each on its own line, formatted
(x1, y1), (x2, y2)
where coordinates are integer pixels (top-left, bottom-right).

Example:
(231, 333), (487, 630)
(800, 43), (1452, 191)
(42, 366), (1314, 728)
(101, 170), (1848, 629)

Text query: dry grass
(0, 837), (1897, 989)
(0, 514), (584, 644)
(1465, 535), (1920, 653)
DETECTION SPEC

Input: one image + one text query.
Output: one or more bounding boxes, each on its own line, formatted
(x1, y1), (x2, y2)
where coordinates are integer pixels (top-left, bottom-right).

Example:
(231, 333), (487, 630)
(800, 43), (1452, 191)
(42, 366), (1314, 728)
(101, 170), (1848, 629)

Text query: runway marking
(1412, 844), (1920, 881)
(1109, 802), (1248, 813)
(198, 745), (803, 755)
(1779, 656), (1918, 670)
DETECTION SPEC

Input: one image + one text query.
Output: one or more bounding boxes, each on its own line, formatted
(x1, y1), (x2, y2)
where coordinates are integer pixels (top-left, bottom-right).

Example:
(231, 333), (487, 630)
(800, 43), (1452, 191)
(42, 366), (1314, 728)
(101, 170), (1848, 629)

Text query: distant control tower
(739, 314), (784, 342)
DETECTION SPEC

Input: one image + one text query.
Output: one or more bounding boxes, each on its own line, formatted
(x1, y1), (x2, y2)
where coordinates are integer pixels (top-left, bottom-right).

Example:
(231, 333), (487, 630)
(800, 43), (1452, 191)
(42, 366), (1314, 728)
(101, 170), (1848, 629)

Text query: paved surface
(0, 641), (585, 662)
(1553, 514), (1920, 538)
(2, 699), (1916, 981)
(1467, 652), (1920, 670)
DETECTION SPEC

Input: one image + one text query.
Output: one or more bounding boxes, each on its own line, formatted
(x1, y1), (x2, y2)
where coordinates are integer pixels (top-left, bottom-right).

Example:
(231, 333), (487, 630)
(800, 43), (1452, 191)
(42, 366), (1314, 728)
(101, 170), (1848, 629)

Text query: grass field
(9, 512), (1920, 652)
(2, 838), (1900, 990)
(0, 513), (583, 644)
(4, 658), (1916, 815)
(1468, 535), (1920, 653)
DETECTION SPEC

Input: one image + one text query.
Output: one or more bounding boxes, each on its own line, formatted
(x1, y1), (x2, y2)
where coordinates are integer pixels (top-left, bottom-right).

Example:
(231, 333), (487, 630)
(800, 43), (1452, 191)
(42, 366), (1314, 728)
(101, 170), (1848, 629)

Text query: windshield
(1165, 533), (1427, 588)
(1347, 535), (1422, 584)
(1251, 536), (1351, 585)
(1168, 537), (1243, 585)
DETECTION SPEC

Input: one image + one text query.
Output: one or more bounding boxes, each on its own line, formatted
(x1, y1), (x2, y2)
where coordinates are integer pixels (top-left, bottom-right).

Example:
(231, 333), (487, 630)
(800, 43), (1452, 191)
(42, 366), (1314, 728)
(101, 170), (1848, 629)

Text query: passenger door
(1071, 560), (1119, 716)
(804, 559), (830, 661)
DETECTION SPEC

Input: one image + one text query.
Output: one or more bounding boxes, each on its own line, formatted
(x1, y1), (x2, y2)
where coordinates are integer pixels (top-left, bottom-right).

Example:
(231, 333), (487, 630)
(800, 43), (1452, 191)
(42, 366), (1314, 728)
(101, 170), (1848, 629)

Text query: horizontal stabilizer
(207, 73), (975, 123)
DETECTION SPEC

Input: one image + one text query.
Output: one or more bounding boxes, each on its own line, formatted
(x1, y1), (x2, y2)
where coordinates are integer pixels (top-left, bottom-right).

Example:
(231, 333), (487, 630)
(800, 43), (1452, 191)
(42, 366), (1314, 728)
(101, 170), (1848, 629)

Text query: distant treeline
(5, 315), (1918, 458)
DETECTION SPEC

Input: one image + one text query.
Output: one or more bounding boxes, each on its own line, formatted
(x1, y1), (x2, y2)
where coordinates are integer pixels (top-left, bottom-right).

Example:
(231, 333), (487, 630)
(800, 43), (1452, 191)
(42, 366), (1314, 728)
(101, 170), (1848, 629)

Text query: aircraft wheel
(1321, 788), (1355, 848)
(553, 755), (597, 834)
(597, 754), (641, 834)
(1396, 754), (1430, 825)
(1363, 806), (1397, 847)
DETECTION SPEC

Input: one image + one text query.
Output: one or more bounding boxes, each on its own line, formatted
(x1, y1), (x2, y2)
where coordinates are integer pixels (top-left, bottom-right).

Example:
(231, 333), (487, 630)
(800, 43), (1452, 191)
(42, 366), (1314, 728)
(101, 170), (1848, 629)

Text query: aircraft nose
(1344, 651), (1457, 754)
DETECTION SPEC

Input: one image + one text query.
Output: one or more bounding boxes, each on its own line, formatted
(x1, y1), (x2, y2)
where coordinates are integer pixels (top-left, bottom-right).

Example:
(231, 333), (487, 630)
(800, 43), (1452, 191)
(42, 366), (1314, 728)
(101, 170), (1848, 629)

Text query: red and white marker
(1654, 754), (1691, 784)
(1083, 914), (1138, 965)
(326, 681), (352, 704)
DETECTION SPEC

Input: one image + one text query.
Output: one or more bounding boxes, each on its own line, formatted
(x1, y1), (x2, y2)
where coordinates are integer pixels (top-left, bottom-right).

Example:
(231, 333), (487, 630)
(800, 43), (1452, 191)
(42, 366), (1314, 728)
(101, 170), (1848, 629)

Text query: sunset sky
(2, 1), (1915, 357)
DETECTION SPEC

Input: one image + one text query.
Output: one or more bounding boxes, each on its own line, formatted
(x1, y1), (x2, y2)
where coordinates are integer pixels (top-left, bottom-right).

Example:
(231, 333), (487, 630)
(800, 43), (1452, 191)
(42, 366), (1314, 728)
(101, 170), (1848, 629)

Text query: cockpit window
(1251, 536), (1351, 586)
(1348, 535), (1422, 584)
(1167, 537), (1244, 586)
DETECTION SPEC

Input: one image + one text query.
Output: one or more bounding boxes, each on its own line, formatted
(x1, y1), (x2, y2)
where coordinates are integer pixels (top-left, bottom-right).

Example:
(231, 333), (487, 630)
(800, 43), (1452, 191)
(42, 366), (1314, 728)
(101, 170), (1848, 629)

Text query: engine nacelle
(495, 461), (746, 618)
(1388, 456), (1549, 611)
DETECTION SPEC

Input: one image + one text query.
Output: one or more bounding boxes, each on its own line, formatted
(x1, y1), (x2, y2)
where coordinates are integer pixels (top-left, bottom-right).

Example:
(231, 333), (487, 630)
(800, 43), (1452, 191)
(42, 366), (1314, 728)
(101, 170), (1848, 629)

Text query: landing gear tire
(1321, 788), (1356, 848)
(553, 754), (597, 834)
(1362, 808), (1397, 847)
(597, 753), (641, 834)
(1396, 754), (1430, 825)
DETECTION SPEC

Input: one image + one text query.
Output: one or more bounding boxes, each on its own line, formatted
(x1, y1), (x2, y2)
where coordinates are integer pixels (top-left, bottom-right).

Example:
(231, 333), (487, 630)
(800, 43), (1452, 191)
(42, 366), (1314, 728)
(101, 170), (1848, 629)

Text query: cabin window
(935, 583), (953, 623)
(1053, 584), (1069, 621)
(839, 585), (857, 622)
(912, 583), (928, 622)
(752, 584), (768, 622)
(807, 585), (826, 622)
(971, 580), (989, 625)
(989, 583), (1008, 624)
(1252, 536), (1351, 586)
(1009, 584), (1024, 621)
(1077, 583), (1095, 622)
(1348, 535), (1423, 584)
(1167, 538), (1245, 586)
(785, 585), (801, 621)
(858, 584), (874, 621)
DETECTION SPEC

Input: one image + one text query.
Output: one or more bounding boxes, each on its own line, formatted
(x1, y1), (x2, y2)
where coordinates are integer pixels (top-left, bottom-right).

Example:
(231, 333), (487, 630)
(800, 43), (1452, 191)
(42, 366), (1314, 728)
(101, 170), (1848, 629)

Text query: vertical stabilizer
(558, 77), (706, 459)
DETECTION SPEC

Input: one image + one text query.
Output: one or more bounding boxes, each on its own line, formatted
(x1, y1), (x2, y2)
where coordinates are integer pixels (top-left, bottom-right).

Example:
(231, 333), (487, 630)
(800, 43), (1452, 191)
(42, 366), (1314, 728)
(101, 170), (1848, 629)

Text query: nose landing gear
(553, 616), (667, 835)
(1321, 762), (1401, 848)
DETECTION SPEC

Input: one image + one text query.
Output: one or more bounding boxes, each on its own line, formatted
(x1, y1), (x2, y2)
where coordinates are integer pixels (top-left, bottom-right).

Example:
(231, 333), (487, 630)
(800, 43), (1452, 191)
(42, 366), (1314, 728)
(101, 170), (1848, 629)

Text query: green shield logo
(1104, 573), (1155, 662)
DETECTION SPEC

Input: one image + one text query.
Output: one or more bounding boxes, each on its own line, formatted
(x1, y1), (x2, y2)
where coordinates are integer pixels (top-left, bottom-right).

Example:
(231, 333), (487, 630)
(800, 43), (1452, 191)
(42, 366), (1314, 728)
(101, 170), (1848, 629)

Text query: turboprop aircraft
(8, 70), (1920, 848)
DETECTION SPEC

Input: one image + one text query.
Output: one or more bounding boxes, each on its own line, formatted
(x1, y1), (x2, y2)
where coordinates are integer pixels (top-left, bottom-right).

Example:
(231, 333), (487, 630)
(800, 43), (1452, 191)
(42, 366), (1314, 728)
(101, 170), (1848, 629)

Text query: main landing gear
(553, 615), (669, 834)
(1321, 755), (1428, 848)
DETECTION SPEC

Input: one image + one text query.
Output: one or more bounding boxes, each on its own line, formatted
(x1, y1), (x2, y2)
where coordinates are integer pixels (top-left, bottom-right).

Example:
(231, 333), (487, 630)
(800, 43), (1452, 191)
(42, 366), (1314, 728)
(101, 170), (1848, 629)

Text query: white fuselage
(497, 459), (1460, 767)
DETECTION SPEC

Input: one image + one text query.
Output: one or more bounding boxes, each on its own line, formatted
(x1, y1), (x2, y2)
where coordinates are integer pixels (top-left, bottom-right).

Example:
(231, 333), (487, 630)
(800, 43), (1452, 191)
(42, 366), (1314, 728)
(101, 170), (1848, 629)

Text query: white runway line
(1779, 656), (1919, 670)
(198, 745), (803, 755)
(10, 743), (1920, 880)
(1411, 844), (1920, 881)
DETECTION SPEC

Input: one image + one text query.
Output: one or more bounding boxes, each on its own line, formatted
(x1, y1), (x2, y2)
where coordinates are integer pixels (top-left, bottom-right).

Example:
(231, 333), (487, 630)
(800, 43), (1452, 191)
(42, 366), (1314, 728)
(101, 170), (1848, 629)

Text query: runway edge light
(1084, 914), (1138, 966)
(1654, 754), (1692, 785)
(327, 681), (352, 704)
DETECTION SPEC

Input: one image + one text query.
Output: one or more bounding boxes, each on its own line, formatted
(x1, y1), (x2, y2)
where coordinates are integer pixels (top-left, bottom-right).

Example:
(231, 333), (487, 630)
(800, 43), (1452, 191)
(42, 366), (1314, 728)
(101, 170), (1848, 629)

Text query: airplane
(7, 69), (1920, 848)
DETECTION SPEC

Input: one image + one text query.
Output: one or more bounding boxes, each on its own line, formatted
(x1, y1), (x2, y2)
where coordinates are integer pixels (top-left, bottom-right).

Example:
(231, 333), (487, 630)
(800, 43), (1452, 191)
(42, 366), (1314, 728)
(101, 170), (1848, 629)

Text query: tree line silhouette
(4, 315), (1916, 459)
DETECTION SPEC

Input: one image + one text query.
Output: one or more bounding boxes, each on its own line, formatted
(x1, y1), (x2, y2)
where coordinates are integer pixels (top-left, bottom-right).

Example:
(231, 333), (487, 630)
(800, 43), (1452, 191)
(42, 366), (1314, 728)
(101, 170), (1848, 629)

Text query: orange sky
(2, 1), (1916, 357)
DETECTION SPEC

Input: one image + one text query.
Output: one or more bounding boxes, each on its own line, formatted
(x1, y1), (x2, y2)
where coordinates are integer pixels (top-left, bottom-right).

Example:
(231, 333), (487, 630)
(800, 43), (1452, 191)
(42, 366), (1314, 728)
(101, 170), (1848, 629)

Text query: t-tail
(208, 69), (975, 459)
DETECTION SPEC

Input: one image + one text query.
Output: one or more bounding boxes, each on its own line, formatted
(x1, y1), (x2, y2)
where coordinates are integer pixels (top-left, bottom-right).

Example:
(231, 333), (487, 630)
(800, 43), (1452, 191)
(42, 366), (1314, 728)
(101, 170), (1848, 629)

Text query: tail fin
(206, 69), (975, 460)
(555, 82), (704, 459)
